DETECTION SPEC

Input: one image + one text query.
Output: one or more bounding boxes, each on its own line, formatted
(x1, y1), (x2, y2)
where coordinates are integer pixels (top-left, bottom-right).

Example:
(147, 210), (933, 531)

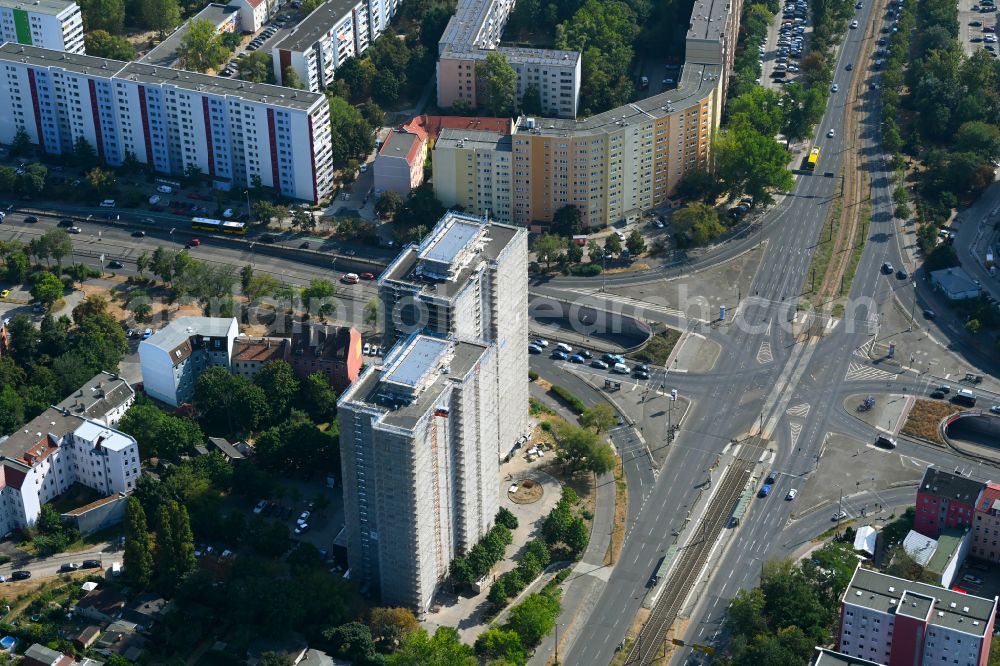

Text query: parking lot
(219, 16), (296, 79)
(636, 60), (683, 100)
(761, 0), (815, 90)
(958, 0), (999, 58)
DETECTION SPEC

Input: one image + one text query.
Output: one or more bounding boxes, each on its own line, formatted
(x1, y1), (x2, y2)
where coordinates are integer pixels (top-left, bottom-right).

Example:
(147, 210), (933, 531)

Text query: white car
(832, 510), (848, 521)
(148, 195), (160, 205)
(831, 83), (839, 92)
(360, 164), (368, 173)
(156, 185), (173, 193)
(363, 342), (371, 355)
(223, 208), (234, 218)
(850, 19), (859, 27)
(827, 128), (836, 137)
(253, 500), (267, 514)
(785, 488), (798, 500)
(68, 226), (82, 234)
(297, 511), (310, 525)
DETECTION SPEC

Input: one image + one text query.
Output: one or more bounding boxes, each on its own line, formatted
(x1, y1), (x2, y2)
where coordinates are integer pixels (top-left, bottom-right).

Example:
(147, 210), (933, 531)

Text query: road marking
(789, 421), (803, 449)
(756, 340), (773, 364)
(845, 361), (897, 382)
(786, 403), (810, 418)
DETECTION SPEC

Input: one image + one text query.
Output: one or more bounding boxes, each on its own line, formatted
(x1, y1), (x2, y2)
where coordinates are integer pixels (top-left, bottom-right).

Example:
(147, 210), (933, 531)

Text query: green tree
(553, 422), (615, 475)
(369, 607), (420, 649)
(579, 403), (617, 432)
(30, 271), (64, 307)
(299, 372), (338, 422)
(84, 30), (136, 59)
(0, 385), (25, 437)
(177, 19), (229, 72)
(253, 361), (301, 424)
(672, 203), (725, 247)
(533, 234), (563, 270)
(256, 653), (292, 666)
(17, 163), (47, 198)
(302, 278), (336, 318)
(565, 516), (589, 556)
(6, 251), (28, 283)
(587, 240), (603, 264)
(372, 69), (401, 105)
(41, 229), (73, 267)
(604, 233), (622, 257)
(9, 127), (33, 159)
(245, 273), (280, 305)
(282, 66), (305, 90)
(124, 497), (154, 588)
(324, 622), (377, 662)
(141, 0), (181, 36)
(714, 127), (793, 206)
(551, 205), (583, 236)
(727, 587), (768, 638)
(335, 57), (377, 100)
(505, 591), (560, 647)
(376, 190), (404, 220)
(237, 51), (275, 83)
(477, 51), (517, 117)
(170, 501), (197, 580)
(520, 83), (542, 115)
(155, 502), (176, 584)
(626, 229), (646, 256)
(475, 628), (526, 664)
(966, 319), (981, 334)
(194, 366), (268, 434)
(388, 627), (477, 666)
(134, 251), (149, 278)
(496, 507), (519, 530)
(395, 184), (446, 231)
(80, 0), (125, 33)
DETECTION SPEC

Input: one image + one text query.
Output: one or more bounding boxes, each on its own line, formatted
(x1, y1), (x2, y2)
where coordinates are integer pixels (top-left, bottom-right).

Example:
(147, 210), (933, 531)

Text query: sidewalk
(526, 390), (619, 666)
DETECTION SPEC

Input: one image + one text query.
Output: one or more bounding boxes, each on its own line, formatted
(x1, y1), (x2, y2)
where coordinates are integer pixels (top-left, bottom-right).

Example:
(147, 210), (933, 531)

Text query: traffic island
(844, 392), (915, 435)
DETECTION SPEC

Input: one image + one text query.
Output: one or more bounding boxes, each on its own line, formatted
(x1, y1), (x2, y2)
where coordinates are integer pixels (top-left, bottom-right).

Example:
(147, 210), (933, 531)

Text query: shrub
(528, 369), (539, 381)
(549, 385), (586, 414)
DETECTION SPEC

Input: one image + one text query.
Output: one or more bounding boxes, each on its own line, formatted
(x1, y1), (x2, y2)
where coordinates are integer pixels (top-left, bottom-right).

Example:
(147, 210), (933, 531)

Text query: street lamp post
(908, 281), (916, 332)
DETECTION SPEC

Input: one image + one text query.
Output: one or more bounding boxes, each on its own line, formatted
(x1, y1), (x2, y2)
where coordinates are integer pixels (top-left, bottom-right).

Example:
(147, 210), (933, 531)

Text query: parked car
(253, 500), (267, 514)
(59, 562), (82, 572)
(132, 230), (147, 238)
(528, 345), (543, 355)
(342, 273), (360, 284)
(360, 272), (375, 280)
(81, 559), (102, 569)
(157, 185), (173, 193)
(297, 511), (310, 525)
(11, 571), (31, 580)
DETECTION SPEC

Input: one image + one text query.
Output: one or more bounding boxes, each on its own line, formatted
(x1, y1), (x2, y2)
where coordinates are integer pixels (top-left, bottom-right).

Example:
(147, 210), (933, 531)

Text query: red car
(188, 238), (201, 247)
(360, 272), (375, 280)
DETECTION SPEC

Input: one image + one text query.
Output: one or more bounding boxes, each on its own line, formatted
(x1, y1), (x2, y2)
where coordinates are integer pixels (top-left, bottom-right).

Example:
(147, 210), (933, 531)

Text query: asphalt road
(547, 0), (1000, 661)
(0, 542), (114, 581)
(0, 211), (381, 316)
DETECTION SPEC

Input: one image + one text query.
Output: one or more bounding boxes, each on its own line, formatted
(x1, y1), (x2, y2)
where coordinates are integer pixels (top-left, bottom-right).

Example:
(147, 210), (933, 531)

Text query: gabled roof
(976, 482), (1000, 513)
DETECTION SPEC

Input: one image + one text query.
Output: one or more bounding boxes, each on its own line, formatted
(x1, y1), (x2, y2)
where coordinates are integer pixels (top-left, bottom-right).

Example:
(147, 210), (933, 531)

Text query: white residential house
(138, 317), (239, 407)
(0, 372), (141, 536)
(0, 0), (84, 54)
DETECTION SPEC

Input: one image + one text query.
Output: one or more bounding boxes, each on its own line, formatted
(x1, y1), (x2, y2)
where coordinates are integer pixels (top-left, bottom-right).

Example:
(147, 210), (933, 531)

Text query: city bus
(805, 146), (821, 171)
(191, 217), (247, 235)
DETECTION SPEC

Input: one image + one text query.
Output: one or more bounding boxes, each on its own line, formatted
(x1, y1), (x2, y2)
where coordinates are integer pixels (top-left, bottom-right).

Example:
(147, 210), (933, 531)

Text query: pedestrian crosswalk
(792, 311), (841, 332)
(845, 361), (897, 382)
(786, 403), (810, 418)
(757, 340), (773, 364)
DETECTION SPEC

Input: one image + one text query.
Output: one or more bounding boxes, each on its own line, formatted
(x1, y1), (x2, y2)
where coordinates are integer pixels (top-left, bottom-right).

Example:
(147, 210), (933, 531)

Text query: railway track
(624, 436), (768, 666)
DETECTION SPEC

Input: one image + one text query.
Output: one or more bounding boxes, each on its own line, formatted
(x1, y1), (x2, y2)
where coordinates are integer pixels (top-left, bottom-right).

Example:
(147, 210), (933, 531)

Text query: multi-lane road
(528, 0), (1000, 662)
